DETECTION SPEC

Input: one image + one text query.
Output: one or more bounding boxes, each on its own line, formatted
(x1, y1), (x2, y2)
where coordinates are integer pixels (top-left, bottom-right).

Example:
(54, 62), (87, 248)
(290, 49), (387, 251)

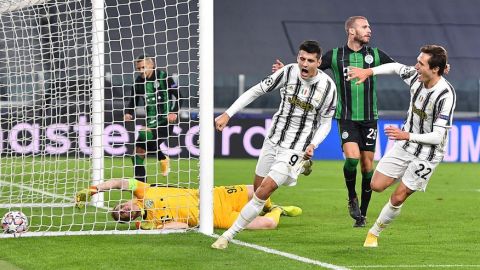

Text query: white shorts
(255, 138), (305, 187)
(376, 143), (440, 192)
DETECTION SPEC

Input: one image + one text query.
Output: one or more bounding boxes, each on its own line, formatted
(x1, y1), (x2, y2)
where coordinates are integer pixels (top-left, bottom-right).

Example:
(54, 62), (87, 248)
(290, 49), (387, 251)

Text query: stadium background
(1, 0), (478, 162)
(211, 0), (480, 163)
(93, 0), (480, 163)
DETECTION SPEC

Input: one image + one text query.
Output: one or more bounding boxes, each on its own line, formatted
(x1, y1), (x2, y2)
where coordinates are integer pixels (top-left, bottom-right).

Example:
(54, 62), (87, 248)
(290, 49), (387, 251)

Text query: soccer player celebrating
(211, 40), (337, 249)
(124, 55), (179, 182)
(75, 179), (302, 230)
(273, 16), (395, 227)
(347, 45), (455, 247)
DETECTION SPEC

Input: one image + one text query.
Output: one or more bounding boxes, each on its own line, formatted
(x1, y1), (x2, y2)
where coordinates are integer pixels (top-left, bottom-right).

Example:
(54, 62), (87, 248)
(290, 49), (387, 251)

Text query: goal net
(0, 0), (212, 237)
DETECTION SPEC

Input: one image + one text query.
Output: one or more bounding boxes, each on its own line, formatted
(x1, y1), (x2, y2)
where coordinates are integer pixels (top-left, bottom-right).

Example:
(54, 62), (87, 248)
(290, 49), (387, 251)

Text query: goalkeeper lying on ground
(75, 178), (302, 230)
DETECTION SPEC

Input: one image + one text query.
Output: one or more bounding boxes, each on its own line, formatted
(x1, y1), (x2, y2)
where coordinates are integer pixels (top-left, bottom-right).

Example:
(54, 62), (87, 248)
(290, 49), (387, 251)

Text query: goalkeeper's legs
(212, 177), (278, 249)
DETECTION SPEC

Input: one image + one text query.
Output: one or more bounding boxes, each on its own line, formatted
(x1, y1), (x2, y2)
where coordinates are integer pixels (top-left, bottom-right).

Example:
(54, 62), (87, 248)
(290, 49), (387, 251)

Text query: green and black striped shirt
(126, 69), (179, 128)
(320, 45), (393, 120)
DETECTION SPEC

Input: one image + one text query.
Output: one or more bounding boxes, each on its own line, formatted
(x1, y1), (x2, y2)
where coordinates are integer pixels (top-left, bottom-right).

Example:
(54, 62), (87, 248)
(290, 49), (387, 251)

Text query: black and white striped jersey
(398, 65), (456, 162)
(226, 64), (337, 151)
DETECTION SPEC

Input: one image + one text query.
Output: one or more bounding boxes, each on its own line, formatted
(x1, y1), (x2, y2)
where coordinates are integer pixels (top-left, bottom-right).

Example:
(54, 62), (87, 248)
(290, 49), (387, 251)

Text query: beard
(353, 35), (370, 46)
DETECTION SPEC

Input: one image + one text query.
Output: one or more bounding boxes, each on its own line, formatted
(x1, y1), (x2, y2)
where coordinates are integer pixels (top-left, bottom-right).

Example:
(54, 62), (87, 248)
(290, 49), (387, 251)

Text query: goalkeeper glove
(135, 221), (158, 230)
(75, 186), (98, 208)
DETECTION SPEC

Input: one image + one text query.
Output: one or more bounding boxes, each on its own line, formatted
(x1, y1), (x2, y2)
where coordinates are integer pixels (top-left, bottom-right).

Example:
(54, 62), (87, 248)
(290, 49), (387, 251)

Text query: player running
(347, 45), (455, 247)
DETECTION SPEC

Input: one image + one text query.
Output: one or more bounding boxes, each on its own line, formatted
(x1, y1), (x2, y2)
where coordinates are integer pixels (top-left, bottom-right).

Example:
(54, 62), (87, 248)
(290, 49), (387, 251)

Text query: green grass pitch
(0, 159), (479, 269)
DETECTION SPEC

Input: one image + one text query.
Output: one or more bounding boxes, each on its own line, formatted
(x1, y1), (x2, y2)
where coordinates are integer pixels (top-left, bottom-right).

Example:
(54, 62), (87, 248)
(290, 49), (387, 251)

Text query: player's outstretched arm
(347, 66), (373, 85)
(214, 112), (230, 131)
(348, 62), (406, 85)
(75, 179), (130, 208)
(75, 187), (98, 208)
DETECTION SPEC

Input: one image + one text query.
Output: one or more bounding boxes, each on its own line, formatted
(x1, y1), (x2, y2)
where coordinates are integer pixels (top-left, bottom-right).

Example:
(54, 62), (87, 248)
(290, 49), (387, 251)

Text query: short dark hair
(345, 16), (367, 33)
(420, 45), (448, 76)
(298, 40), (322, 59)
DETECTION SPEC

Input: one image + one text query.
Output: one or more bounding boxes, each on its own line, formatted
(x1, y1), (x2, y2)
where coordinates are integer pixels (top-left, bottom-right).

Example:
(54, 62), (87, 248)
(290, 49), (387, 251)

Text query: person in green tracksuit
(273, 16), (394, 227)
(124, 55), (179, 182)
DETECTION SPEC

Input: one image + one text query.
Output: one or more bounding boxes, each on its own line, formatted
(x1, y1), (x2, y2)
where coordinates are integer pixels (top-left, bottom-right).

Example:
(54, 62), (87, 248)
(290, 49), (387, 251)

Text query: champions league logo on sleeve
(400, 66), (417, 80)
(262, 76), (274, 87)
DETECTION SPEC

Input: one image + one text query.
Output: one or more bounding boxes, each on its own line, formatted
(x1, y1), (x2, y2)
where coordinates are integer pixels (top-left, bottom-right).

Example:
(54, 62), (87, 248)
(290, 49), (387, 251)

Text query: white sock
(222, 194), (265, 241)
(369, 199), (402, 237)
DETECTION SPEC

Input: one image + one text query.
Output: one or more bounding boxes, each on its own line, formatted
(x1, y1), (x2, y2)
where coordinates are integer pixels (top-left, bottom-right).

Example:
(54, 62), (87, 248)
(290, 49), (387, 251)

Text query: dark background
(213, 0), (480, 113)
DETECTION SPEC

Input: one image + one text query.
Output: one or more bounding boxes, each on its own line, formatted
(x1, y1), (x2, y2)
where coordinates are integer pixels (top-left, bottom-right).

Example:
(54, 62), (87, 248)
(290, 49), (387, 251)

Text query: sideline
(211, 234), (350, 270)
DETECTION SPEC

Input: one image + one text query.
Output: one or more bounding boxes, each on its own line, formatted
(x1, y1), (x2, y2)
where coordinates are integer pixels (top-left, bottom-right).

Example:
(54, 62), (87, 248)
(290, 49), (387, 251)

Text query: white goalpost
(0, 0), (213, 237)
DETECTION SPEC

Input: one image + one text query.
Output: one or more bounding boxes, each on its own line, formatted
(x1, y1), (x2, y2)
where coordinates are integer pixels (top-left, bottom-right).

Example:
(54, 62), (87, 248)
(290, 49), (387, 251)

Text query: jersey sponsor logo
(412, 105), (428, 120)
(262, 76), (274, 87)
(364, 54), (374, 64)
(288, 96), (314, 112)
(342, 131), (349, 139)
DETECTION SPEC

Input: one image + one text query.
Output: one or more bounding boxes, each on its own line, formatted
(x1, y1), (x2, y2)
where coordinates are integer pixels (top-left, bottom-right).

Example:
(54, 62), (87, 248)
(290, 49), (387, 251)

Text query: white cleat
(211, 236), (229, 250)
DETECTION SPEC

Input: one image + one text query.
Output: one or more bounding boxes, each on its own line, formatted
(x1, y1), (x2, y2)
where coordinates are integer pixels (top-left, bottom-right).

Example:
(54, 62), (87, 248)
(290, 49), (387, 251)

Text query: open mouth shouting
(301, 68), (309, 78)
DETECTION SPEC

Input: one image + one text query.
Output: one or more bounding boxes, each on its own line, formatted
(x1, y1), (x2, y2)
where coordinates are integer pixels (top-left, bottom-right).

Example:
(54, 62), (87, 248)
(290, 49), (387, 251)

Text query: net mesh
(0, 0), (199, 236)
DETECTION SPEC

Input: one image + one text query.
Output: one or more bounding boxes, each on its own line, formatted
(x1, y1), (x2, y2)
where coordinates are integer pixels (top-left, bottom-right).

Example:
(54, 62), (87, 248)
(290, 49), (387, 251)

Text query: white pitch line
(0, 203), (72, 208)
(0, 180), (71, 201)
(0, 179), (110, 210)
(211, 234), (350, 270)
(349, 265), (480, 268)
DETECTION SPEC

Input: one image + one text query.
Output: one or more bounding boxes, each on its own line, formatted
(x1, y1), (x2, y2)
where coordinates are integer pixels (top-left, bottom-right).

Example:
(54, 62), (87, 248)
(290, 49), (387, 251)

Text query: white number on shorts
(367, 128), (377, 140)
(414, 163), (432, 180)
(289, 154), (299, 166)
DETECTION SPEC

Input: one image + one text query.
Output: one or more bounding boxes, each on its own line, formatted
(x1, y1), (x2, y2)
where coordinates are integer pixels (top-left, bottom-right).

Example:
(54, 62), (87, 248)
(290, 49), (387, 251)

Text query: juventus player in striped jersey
(211, 40), (337, 249)
(347, 45), (455, 247)
(273, 16), (394, 228)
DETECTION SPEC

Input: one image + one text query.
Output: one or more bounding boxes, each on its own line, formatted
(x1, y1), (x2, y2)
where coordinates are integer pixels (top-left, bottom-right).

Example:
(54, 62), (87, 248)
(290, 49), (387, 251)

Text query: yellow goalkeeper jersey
(130, 179), (199, 227)
(128, 179), (249, 229)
